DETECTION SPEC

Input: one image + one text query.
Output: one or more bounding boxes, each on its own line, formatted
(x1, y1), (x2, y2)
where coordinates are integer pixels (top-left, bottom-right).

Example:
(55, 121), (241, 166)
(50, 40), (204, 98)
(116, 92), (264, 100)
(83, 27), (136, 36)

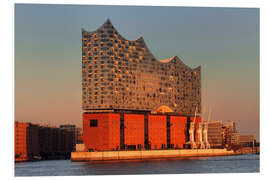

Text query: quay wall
(71, 149), (235, 161)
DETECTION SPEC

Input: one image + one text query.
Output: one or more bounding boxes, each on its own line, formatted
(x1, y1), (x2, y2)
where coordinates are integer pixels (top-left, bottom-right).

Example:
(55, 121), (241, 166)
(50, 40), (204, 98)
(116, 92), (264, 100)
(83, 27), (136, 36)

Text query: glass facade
(82, 19), (201, 115)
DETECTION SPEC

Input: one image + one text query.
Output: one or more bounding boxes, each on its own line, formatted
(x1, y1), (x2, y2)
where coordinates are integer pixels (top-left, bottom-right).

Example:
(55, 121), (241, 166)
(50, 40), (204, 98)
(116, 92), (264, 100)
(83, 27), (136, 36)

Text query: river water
(15, 154), (259, 176)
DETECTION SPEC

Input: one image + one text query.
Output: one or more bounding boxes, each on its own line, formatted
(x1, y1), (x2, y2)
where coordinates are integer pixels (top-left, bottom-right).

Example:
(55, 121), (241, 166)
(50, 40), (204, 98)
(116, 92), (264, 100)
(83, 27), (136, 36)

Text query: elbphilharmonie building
(82, 19), (202, 151)
(82, 19), (201, 115)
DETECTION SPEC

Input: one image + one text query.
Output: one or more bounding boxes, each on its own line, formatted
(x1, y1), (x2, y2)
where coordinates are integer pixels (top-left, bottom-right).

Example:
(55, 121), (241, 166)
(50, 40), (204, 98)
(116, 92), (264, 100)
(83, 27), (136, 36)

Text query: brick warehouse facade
(15, 122), (76, 161)
(83, 113), (200, 151)
(82, 19), (202, 151)
(15, 122), (40, 161)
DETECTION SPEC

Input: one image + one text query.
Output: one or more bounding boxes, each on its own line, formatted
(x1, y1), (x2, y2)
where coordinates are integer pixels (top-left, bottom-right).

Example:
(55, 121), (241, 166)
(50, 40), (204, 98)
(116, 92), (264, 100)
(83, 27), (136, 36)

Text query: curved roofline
(82, 18), (200, 71)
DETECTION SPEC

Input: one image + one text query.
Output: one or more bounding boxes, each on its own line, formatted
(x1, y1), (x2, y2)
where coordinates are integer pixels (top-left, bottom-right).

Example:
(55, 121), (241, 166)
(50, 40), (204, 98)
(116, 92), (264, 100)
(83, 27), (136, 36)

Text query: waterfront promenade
(71, 149), (235, 161)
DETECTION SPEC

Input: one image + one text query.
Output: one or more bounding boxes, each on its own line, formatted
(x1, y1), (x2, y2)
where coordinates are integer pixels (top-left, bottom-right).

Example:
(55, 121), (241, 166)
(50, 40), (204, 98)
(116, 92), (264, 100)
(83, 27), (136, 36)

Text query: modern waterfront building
(223, 120), (242, 148)
(207, 121), (223, 148)
(239, 134), (255, 147)
(81, 19), (201, 114)
(224, 120), (237, 134)
(82, 19), (202, 151)
(231, 132), (240, 145)
(222, 120), (238, 149)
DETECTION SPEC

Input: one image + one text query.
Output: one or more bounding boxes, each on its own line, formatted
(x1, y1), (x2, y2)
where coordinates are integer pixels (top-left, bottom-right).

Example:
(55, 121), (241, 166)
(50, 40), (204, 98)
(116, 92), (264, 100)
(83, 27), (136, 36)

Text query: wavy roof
(82, 19), (200, 71)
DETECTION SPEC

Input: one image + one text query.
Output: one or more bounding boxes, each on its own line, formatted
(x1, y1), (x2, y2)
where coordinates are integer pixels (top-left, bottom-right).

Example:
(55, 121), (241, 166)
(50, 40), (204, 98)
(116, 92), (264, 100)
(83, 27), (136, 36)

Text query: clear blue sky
(15, 4), (259, 140)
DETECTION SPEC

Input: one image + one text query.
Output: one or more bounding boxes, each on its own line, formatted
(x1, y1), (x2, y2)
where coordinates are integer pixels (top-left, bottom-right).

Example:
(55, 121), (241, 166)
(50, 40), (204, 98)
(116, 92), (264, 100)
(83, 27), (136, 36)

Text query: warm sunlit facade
(82, 19), (201, 151)
(82, 19), (201, 114)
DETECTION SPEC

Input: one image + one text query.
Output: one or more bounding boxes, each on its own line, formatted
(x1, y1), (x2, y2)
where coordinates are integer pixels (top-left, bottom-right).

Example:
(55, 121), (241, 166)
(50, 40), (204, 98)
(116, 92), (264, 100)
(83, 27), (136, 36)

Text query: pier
(71, 149), (235, 161)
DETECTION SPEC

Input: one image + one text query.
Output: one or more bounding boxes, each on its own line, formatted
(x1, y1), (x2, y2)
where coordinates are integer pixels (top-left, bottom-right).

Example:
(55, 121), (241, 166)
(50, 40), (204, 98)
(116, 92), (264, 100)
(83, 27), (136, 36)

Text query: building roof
(82, 18), (200, 71)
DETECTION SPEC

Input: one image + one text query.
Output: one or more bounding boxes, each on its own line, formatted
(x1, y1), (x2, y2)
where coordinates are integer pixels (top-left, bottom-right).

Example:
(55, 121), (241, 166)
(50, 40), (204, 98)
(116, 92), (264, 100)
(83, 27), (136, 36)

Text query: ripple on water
(15, 154), (260, 176)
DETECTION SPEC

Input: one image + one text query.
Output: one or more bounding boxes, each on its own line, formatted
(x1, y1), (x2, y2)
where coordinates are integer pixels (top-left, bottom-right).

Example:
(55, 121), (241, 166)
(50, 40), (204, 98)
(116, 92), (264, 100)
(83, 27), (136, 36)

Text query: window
(90, 120), (98, 127)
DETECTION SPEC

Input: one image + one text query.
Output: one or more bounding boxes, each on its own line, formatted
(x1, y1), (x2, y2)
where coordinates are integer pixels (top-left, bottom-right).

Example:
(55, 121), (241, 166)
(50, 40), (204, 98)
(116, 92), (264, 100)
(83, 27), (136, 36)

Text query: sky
(15, 4), (259, 140)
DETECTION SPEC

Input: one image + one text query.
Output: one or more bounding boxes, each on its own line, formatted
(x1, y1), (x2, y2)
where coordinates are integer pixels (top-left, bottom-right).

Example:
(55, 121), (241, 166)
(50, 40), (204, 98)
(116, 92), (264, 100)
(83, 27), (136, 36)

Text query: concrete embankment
(71, 149), (235, 162)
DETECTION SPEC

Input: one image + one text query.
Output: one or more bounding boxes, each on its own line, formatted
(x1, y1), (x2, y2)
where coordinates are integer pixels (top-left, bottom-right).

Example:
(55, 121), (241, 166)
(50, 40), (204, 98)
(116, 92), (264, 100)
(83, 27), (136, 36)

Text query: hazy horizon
(15, 4), (259, 140)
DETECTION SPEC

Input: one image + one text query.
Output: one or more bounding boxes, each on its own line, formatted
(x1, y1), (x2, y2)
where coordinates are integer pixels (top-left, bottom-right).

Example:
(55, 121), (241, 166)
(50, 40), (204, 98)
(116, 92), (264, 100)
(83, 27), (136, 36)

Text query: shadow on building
(15, 122), (78, 162)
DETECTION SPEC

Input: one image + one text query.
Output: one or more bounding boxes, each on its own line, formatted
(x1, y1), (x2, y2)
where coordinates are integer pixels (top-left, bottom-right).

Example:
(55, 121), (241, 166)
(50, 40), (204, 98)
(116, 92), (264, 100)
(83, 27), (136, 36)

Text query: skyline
(15, 4), (259, 139)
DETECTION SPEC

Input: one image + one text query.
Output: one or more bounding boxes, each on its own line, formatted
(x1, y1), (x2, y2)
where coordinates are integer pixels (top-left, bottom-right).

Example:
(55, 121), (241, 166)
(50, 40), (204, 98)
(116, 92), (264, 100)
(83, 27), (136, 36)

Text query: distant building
(231, 132), (240, 145)
(207, 121), (223, 148)
(15, 122), (29, 160)
(239, 134), (255, 147)
(26, 124), (40, 158)
(38, 126), (74, 158)
(224, 121), (240, 146)
(221, 126), (227, 148)
(222, 120), (239, 149)
(15, 122), (75, 161)
(59, 124), (76, 132)
(15, 122), (39, 161)
(59, 124), (82, 149)
(59, 124), (83, 145)
(224, 120), (237, 133)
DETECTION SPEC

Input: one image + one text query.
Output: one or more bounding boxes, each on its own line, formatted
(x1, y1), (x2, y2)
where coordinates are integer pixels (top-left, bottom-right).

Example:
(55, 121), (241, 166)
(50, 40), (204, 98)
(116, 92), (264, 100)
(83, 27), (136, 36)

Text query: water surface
(15, 154), (259, 176)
